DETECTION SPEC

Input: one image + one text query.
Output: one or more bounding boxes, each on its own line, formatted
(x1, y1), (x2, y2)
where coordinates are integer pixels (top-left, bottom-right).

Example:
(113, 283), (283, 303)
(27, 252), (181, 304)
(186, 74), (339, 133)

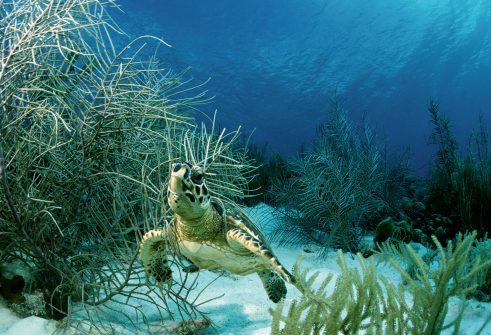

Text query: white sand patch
(0, 300), (56, 335)
(4, 316), (56, 335)
(0, 299), (20, 334)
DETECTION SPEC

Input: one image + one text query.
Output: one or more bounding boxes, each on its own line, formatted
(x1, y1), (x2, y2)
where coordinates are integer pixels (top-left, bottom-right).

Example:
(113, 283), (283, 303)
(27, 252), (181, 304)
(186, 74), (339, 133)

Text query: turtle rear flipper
(182, 263), (200, 273)
(258, 270), (287, 303)
(140, 229), (172, 283)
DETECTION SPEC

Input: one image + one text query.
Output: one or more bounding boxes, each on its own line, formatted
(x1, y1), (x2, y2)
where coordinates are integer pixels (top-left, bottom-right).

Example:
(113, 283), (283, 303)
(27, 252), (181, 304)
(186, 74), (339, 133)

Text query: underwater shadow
(200, 302), (271, 335)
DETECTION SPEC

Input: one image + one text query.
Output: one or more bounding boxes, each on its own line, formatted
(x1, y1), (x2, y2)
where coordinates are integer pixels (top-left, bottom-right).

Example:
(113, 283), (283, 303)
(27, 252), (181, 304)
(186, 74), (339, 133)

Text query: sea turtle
(139, 162), (297, 302)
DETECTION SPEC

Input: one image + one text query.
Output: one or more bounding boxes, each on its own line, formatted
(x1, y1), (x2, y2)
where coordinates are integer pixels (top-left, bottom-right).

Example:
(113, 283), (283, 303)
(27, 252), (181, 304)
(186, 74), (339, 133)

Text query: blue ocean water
(115, 0), (491, 171)
(1, 1), (491, 333)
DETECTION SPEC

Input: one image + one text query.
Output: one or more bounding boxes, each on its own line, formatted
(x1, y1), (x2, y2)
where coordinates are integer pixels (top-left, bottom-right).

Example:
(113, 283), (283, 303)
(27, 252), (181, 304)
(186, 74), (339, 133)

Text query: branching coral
(426, 99), (490, 238)
(166, 114), (258, 208)
(271, 232), (491, 335)
(240, 142), (292, 206)
(469, 237), (491, 302)
(270, 99), (389, 254)
(0, 0), (248, 332)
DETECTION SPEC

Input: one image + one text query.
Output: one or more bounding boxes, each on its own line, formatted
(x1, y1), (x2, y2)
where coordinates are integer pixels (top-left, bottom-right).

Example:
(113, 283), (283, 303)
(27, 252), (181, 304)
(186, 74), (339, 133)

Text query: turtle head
(168, 163), (211, 219)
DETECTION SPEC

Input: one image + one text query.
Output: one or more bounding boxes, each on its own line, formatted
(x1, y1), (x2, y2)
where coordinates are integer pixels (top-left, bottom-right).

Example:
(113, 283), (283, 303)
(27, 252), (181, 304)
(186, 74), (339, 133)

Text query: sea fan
(0, 0), (218, 332)
(167, 113), (258, 208)
(271, 98), (388, 254)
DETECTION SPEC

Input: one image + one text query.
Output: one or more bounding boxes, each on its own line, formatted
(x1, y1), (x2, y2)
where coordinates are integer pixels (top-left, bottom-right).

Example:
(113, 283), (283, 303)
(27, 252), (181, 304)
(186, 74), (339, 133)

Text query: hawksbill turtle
(139, 162), (297, 302)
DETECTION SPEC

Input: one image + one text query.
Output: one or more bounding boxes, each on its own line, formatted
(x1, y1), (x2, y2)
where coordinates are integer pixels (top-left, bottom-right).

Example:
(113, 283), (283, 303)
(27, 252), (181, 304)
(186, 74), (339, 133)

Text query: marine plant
(167, 116), (258, 208)
(270, 232), (491, 335)
(469, 236), (491, 302)
(270, 99), (389, 254)
(241, 141), (292, 206)
(0, 0), (253, 332)
(425, 99), (490, 238)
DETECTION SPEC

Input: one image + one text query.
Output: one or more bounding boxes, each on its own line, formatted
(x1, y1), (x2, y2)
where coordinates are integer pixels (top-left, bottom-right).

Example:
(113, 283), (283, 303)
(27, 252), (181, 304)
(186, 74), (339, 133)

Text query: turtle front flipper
(258, 270), (287, 303)
(226, 228), (295, 284)
(139, 229), (172, 284)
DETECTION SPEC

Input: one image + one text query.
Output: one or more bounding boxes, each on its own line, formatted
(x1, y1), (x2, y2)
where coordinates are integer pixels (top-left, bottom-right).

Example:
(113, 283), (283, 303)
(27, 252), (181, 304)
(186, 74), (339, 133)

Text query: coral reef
(1, 0), (489, 333)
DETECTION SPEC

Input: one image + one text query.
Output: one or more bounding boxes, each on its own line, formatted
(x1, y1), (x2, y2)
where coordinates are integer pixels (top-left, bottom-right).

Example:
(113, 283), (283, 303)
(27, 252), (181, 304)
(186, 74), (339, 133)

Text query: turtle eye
(191, 172), (204, 184)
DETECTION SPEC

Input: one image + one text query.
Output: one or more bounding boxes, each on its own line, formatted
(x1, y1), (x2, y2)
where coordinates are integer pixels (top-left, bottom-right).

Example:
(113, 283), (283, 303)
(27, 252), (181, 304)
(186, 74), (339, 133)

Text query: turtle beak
(170, 163), (190, 192)
(171, 163), (190, 179)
